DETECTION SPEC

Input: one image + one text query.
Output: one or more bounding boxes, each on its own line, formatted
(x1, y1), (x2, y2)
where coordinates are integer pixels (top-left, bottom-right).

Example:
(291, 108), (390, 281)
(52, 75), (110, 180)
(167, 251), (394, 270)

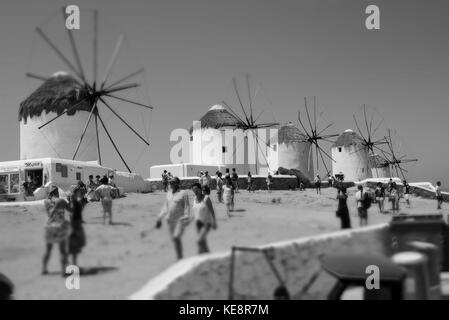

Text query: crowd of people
(36, 166), (445, 277)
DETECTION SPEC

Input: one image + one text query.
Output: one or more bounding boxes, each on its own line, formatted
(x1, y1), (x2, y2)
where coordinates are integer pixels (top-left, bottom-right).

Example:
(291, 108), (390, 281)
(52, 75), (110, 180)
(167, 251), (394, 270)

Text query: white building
(266, 122), (313, 180)
(331, 129), (372, 182)
(0, 158), (150, 201)
(19, 72), (98, 162)
(369, 154), (391, 178)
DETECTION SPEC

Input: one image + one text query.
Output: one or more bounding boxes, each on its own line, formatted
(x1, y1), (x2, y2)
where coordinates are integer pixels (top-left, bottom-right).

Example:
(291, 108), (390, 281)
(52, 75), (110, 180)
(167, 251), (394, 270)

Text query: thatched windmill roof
(277, 122), (307, 144)
(189, 104), (244, 134)
(332, 129), (364, 148)
(19, 72), (92, 123)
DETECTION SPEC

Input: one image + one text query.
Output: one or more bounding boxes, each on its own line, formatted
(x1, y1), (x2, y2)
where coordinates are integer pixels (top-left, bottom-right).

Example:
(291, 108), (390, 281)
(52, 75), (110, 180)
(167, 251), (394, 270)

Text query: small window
(190, 136), (193, 141)
(338, 147), (342, 152)
(76, 172), (81, 181)
(272, 144), (277, 151)
(61, 165), (68, 178)
(362, 168), (365, 173)
(222, 146), (227, 153)
(56, 163), (62, 172)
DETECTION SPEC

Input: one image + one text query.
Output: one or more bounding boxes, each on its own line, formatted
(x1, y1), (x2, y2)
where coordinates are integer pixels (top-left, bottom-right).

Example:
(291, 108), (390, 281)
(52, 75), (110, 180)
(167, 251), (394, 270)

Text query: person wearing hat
(156, 176), (191, 260)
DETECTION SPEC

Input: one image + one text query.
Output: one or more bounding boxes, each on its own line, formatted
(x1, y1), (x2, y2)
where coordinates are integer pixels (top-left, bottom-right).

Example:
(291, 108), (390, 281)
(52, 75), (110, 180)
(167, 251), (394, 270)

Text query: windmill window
(222, 146), (227, 153)
(338, 147), (342, 152)
(272, 144), (277, 151)
(61, 165), (68, 178)
(362, 168), (365, 173)
(76, 172), (82, 181)
(190, 136), (193, 141)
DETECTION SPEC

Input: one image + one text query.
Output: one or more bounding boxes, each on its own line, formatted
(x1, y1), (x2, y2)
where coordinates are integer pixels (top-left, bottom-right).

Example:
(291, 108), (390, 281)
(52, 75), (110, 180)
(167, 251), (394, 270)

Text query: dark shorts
(196, 220), (212, 233)
(358, 207), (368, 219)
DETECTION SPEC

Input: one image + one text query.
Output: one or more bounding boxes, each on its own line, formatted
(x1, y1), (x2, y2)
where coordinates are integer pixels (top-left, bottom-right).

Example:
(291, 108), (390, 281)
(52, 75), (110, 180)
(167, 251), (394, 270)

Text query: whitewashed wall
(20, 110), (98, 162)
(130, 224), (390, 300)
(332, 145), (371, 182)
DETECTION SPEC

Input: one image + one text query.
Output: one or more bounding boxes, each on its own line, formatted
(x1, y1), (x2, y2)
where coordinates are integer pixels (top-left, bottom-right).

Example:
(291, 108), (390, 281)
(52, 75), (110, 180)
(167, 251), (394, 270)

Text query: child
(266, 173), (273, 193)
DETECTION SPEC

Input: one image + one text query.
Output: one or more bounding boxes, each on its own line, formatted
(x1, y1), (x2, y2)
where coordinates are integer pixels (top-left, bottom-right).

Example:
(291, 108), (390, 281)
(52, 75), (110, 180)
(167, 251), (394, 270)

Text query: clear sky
(0, 0), (448, 186)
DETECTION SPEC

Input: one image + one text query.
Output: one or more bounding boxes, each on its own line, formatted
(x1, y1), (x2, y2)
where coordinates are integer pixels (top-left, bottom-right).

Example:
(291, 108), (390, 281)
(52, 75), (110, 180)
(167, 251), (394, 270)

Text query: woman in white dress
(191, 183), (217, 254)
(223, 177), (234, 217)
(95, 177), (114, 225)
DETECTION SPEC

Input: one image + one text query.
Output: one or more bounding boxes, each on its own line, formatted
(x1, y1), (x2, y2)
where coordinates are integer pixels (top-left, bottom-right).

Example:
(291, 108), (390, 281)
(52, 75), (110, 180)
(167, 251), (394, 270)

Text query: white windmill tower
(331, 129), (371, 182)
(20, 8), (153, 172)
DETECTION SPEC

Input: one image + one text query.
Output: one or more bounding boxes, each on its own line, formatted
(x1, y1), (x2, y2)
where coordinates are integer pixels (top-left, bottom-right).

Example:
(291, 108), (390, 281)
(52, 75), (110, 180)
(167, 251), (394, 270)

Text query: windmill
(25, 8), (153, 173)
(296, 96), (338, 176)
(221, 74), (279, 174)
(381, 129), (418, 180)
(352, 104), (390, 177)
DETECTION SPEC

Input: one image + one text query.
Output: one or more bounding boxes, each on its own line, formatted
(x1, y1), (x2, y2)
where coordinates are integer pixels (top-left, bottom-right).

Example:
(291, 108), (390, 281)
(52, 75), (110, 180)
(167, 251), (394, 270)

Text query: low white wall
(130, 224), (391, 300)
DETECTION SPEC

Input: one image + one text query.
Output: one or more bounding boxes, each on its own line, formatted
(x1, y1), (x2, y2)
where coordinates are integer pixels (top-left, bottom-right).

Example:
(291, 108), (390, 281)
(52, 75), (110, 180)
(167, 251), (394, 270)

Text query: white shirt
(192, 195), (213, 224)
(159, 190), (190, 223)
(355, 190), (364, 208)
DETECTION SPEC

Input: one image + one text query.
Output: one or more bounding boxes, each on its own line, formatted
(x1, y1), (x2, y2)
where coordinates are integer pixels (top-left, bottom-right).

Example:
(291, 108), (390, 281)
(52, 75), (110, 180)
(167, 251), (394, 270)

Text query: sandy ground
(0, 187), (446, 299)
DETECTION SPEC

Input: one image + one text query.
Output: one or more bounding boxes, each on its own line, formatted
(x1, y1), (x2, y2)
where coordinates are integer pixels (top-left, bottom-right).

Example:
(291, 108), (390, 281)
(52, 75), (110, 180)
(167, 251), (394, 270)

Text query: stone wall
(130, 224), (391, 300)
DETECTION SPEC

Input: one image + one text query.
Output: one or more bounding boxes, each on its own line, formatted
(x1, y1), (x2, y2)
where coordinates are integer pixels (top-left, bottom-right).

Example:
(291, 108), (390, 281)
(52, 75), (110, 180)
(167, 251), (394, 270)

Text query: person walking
(155, 177), (191, 260)
(95, 177), (114, 225)
(68, 193), (86, 267)
(42, 194), (72, 276)
(200, 171), (212, 194)
(223, 177), (234, 217)
(247, 172), (254, 192)
(191, 183), (217, 254)
(162, 170), (169, 192)
(314, 175), (322, 195)
(375, 182), (385, 213)
(266, 173), (273, 193)
(231, 168), (239, 193)
(389, 182), (400, 214)
(216, 172), (224, 203)
(403, 180), (411, 207)
(355, 185), (369, 227)
(436, 181), (443, 210)
(336, 187), (351, 229)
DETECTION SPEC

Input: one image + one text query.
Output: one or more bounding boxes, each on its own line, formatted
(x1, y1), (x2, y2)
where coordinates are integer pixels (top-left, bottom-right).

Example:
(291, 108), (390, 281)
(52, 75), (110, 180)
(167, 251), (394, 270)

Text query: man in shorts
(156, 177), (191, 260)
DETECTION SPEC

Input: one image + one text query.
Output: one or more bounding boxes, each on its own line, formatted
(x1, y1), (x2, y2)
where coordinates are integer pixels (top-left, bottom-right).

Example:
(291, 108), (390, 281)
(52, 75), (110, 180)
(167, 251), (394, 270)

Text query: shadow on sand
(79, 266), (118, 276)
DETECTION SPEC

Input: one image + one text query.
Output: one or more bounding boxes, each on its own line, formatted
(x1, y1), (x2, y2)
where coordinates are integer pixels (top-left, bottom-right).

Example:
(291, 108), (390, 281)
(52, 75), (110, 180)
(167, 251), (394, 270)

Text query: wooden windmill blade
(29, 8), (153, 172)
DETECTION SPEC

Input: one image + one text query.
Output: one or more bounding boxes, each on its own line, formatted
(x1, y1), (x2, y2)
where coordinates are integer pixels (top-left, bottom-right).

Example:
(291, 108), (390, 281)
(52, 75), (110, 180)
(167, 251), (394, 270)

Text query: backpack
(362, 192), (372, 209)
